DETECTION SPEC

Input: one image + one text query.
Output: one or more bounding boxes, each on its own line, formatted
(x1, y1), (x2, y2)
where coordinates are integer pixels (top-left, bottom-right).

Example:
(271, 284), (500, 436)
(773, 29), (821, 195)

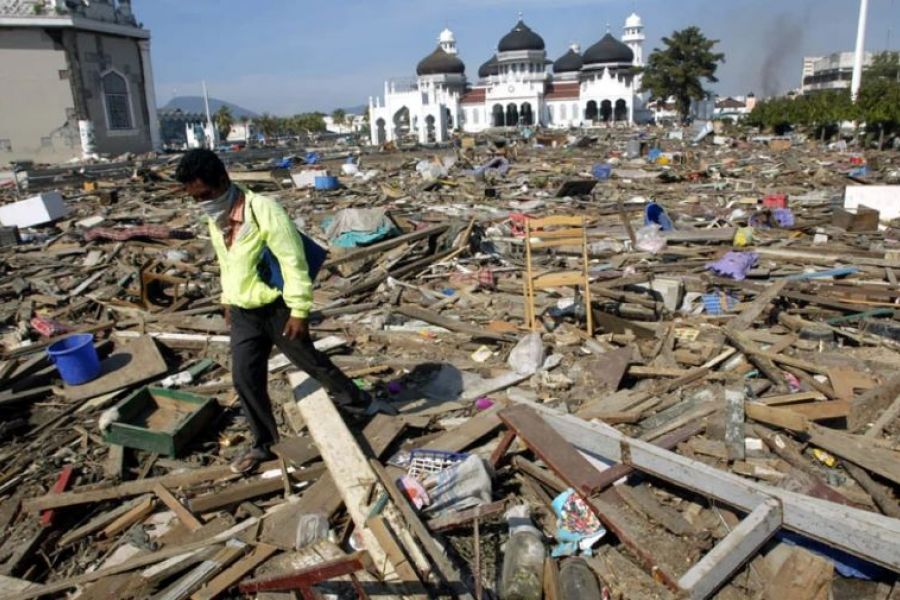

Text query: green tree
(865, 51), (900, 83)
(214, 105), (233, 141)
(331, 109), (346, 126)
(858, 78), (900, 149)
(256, 113), (278, 142)
(640, 26), (725, 122)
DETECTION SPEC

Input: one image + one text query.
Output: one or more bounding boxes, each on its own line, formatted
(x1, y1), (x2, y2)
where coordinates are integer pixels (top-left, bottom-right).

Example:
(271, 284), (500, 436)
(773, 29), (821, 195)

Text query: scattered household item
(707, 251), (759, 281)
(523, 215), (593, 334)
(500, 505), (545, 600)
(101, 386), (218, 456)
(592, 163), (612, 180)
(550, 489), (606, 557)
(314, 175), (340, 191)
(644, 201), (674, 231)
(559, 557), (603, 599)
(47, 333), (101, 386)
(0, 192), (68, 228)
(291, 168), (328, 189)
(322, 207), (399, 249)
(634, 224), (667, 254)
(832, 205), (880, 232)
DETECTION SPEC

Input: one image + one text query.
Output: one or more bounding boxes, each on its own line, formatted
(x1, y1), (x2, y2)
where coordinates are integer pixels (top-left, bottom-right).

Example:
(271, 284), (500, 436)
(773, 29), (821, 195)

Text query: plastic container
(499, 505), (545, 600)
(314, 175), (339, 191)
(644, 202), (674, 231)
(559, 558), (602, 600)
(47, 333), (101, 385)
(592, 163), (612, 180)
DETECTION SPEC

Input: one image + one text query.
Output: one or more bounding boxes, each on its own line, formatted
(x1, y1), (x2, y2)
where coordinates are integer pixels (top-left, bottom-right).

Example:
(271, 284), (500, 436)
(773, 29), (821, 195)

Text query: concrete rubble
(0, 127), (899, 599)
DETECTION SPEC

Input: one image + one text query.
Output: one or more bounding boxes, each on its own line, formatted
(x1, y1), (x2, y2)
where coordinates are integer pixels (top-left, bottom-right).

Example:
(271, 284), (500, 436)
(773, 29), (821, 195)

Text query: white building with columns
(369, 13), (647, 144)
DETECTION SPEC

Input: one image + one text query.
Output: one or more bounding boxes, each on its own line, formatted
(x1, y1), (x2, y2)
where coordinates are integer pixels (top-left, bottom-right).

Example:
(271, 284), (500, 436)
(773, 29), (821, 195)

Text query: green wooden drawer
(103, 386), (218, 457)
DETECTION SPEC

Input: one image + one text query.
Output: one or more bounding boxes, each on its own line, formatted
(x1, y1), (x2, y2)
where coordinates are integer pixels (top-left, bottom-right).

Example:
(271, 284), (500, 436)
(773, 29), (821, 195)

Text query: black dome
(583, 33), (634, 65)
(478, 55), (499, 78)
(416, 46), (466, 76)
(498, 20), (545, 52)
(553, 48), (583, 73)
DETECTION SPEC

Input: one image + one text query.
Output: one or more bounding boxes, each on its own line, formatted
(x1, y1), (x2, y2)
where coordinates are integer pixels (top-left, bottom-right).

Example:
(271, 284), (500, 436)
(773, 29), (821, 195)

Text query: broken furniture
(523, 215), (593, 334)
(102, 386), (217, 456)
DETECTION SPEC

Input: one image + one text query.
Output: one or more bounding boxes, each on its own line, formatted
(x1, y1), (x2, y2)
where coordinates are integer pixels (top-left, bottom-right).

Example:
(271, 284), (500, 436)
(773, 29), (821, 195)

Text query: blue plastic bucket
(47, 333), (101, 385)
(592, 163), (612, 180)
(314, 175), (339, 191)
(644, 202), (675, 231)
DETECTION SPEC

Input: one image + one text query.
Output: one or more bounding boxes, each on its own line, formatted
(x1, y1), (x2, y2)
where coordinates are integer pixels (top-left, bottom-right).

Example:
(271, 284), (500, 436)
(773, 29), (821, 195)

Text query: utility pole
(850, 0), (869, 102)
(202, 80), (218, 148)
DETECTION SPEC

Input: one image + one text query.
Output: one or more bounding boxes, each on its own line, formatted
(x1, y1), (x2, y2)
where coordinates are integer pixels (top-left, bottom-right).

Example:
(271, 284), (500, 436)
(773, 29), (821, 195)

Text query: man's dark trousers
(230, 298), (366, 451)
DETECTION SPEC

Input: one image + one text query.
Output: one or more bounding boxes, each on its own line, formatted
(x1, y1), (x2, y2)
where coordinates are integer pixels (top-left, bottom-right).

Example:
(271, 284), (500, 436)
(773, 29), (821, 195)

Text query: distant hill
(337, 105), (367, 116)
(161, 96), (258, 119)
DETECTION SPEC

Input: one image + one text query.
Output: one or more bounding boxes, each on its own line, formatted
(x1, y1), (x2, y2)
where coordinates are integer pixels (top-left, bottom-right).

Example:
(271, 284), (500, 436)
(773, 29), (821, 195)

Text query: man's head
(175, 149), (230, 201)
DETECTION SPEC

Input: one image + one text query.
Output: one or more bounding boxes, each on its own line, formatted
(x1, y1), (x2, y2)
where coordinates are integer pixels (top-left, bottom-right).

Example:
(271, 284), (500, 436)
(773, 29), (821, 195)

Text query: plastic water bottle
(499, 505), (545, 600)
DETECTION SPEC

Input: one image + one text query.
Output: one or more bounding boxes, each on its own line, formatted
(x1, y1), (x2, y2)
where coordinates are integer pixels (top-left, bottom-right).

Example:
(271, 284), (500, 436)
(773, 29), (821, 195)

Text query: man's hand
(282, 317), (309, 341)
(224, 306), (231, 328)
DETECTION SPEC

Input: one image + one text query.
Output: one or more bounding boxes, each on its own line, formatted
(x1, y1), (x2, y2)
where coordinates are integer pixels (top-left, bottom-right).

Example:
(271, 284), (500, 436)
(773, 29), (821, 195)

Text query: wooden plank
(64, 336), (168, 402)
(806, 424), (900, 485)
(369, 458), (475, 600)
(537, 407), (900, 572)
(724, 329), (787, 389)
(154, 484), (203, 532)
(393, 305), (514, 342)
(39, 465), (74, 527)
(725, 386), (745, 461)
(678, 498), (782, 599)
(756, 391), (826, 406)
(499, 405), (607, 497)
(784, 400), (850, 420)
(100, 496), (155, 538)
(58, 495), (153, 547)
(325, 224), (448, 267)
(189, 464), (325, 513)
(745, 403), (809, 432)
(365, 515), (422, 585)
(422, 405), (502, 452)
(190, 543), (277, 600)
(155, 539), (246, 600)
(0, 516), (261, 600)
(23, 461), (279, 513)
(616, 484), (698, 537)
(726, 279), (787, 333)
(851, 374), (900, 432)
(291, 370), (430, 581)
(864, 392), (900, 439)
(426, 499), (508, 532)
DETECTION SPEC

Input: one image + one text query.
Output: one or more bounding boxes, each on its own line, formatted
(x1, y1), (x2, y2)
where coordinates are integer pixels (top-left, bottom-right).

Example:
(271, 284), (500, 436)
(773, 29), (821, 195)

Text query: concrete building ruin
(0, 0), (159, 164)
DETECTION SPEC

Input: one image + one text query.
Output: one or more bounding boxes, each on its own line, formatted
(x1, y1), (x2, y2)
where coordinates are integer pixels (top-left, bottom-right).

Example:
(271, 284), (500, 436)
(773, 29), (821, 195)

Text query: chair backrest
(526, 215), (587, 250)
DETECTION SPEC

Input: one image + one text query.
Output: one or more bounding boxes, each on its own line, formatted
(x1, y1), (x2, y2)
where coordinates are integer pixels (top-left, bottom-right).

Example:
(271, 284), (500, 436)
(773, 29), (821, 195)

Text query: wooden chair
(523, 215), (593, 334)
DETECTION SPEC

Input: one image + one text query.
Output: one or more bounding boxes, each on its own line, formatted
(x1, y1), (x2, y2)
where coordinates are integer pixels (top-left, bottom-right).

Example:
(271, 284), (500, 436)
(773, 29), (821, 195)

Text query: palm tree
(239, 115), (250, 143)
(331, 109), (347, 130)
(214, 106), (234, 142)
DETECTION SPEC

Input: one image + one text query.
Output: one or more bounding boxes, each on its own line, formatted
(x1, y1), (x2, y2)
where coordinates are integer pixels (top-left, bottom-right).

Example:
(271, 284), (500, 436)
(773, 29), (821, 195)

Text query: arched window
(102, 71), (133, 130)
(473, 109), (480, 125)
(560, 104), (567, 120)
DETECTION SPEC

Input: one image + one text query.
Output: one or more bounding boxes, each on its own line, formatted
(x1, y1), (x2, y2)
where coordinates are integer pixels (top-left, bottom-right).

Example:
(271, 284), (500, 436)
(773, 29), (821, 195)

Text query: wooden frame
(523, 215), (593, 334)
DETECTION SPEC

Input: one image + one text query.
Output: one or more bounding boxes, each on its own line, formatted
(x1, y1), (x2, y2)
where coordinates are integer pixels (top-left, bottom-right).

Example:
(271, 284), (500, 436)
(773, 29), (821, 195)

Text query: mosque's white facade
(369, 14), (647, 145)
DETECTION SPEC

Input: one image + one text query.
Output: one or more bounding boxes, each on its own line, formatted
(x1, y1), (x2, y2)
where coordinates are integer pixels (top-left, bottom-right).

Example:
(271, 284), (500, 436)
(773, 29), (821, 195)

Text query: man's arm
(252, 196), (313, 332)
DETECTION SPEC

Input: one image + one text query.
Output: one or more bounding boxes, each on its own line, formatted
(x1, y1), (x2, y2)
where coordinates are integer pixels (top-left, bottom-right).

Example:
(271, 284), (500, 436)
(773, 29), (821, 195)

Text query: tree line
(746, 51), (900, 147)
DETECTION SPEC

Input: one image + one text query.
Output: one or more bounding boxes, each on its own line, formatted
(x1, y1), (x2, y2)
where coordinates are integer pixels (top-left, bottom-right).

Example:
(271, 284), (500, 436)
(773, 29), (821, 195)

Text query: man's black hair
(174, 149), (229, 187)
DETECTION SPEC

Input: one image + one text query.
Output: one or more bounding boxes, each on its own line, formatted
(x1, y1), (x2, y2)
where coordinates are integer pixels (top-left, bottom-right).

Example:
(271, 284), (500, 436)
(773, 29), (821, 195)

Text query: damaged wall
(0, 27), (80, 164)
(71, 29), (152, 158)
(0, 24), (154, 165)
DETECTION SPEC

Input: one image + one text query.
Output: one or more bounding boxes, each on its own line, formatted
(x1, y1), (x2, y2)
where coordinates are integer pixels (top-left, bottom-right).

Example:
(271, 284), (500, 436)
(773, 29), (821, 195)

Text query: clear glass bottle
(499, 505), (545, 600)
(559, 557), (602, 599)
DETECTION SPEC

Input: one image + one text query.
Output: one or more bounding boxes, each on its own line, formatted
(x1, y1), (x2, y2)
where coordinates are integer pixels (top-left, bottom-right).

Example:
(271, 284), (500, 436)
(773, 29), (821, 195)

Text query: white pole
(850, 0), (869, 102)
(202, 80), (217, 147)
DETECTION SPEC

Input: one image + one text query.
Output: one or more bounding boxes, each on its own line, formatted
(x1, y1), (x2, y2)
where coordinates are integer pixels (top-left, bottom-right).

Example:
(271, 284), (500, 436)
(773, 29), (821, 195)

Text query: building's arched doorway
(505, 103), (519, 126)
(445, 107), (453, 129)
(585, 100), (598, 122)
(392, 106), (410, 138)
(521, 102), (534, 126)
(425, 115), (436, 143)
(614, 99), (628, 122)
(600, 100), (613, 122)
(492, 104), (504, 127)
(375, 118), (386, 144)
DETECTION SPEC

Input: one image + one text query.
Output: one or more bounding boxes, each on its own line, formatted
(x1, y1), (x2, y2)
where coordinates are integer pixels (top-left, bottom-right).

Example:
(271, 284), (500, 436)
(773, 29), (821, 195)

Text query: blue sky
(139, 0), (900, 115)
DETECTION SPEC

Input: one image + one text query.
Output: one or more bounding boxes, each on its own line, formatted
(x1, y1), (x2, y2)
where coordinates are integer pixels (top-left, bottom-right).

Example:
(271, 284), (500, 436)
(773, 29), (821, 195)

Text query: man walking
(176, 149), (387, 474)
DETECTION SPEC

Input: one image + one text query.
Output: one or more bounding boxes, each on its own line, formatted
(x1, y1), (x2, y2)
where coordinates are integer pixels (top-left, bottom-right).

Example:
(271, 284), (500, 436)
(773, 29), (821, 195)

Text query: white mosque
(368, 13), (648, 145)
